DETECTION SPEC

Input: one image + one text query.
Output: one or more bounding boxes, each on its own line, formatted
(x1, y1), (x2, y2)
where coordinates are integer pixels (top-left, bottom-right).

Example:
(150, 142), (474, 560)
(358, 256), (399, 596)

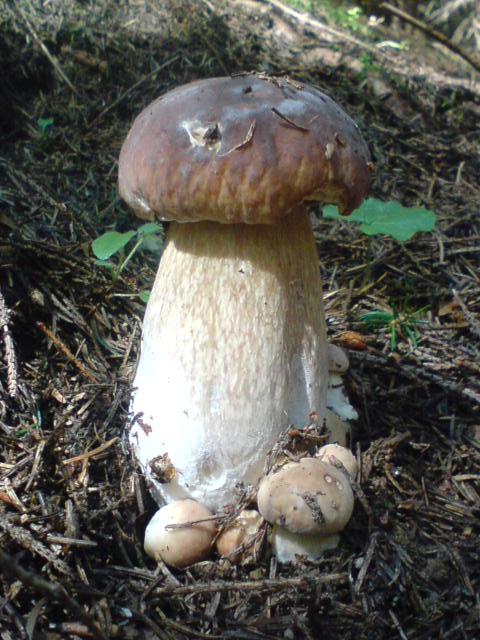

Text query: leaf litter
(0, 1), (479, 638)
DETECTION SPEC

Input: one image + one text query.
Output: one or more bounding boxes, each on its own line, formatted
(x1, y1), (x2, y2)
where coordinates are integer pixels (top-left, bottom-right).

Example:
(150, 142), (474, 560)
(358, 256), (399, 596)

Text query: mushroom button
(257, 458), (354, 535)
(144, 499), (216, 568)
(119, 75), (370, 510)
(327, 343), (358, 425)
(215, 509), (263, 561)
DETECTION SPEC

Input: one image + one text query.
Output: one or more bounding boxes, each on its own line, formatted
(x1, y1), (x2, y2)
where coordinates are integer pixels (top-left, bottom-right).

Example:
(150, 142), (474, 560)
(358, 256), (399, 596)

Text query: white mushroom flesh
(271, 525), (340, 563)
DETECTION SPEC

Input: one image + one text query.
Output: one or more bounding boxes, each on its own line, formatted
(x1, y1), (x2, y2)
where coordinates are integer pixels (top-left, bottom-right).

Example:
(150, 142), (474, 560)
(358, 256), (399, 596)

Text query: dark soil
(0, 1), (479, 639)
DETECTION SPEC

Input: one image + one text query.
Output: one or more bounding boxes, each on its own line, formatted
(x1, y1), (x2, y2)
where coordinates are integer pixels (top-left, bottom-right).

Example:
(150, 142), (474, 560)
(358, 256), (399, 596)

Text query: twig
(0, 517), (71, 576)
(15, 3), (78, 95)
(271, 107), (309, 131)
(61, 45), (107, 73)
(0, 548), (107, 640)
(0, 288), (18, 397)
(259, 0), (386, 58)
(218, 120), (256, 156)
(452, 288), (480, 339)
(48, 622), (99, 638)
(37, 321), (98, 384)
(63, 437), (118, 466)
(165, 514), (222, 530)
(354, 532), (379, 595)
(379, 2), (480, 73)
(24, 440), (46, 492)
(389, 609), (409, 640)
(3, 162), (67, 211)
(152, 573), (348, 596)
(45, 535), (98, 548)
(129, 605), (214, 640)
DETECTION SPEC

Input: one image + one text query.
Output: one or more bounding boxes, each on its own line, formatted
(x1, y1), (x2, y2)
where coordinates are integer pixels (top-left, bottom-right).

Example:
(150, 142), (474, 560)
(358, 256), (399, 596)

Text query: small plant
(359, 301), (430, 351)
(323, 198), (436, 241)
(357, 52), (380, 78)
(37, 117), (54, 138)
(92, 222), (163, 298)
(343, 6), (363, 31)
(323, 198), (435, 350)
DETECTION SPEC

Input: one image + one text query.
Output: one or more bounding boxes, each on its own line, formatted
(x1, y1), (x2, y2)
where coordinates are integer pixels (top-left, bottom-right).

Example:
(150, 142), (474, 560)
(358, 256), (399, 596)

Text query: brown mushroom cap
(144, 499), (216, 568)
(118, 75), (370, 224)
(257, 458), (354, 535)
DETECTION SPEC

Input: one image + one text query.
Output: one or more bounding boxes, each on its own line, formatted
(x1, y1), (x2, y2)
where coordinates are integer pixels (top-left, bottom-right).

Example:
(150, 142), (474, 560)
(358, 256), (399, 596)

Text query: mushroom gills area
(130, 210), (328, 508)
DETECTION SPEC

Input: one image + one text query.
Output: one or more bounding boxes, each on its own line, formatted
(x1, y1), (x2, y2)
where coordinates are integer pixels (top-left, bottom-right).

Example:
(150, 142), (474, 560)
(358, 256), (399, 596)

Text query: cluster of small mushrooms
(143, 441), (358, 567)
(119, 74), (371, 566)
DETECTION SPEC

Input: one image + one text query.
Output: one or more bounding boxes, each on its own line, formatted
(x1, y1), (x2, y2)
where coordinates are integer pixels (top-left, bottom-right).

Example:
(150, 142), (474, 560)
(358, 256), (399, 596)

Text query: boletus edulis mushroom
(257, 453), (355, 562)
(118, 74), (370, 561)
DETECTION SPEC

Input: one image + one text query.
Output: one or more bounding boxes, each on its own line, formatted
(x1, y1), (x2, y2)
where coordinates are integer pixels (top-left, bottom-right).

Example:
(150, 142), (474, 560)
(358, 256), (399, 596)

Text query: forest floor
(0, 1), (479, 638)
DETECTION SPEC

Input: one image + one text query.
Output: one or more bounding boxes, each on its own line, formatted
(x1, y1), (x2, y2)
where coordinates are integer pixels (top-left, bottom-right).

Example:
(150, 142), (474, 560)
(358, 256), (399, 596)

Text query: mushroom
(144, 499), (216, 568)
(257, 458), (354, 535)
(215, 509), (263, 561)
(324, 344), (358, 445)
(119, 75), (370, 511)
(257, 457), (354, 562)
(316, 442), (358, 479)
(327, 343), (358, 420)
(328, 343), (350, 373)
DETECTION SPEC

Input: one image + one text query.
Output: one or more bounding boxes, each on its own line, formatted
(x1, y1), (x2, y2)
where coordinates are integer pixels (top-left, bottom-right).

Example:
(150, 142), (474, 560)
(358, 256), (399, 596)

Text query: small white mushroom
(257, 458), (354, 535)
(327, 344), (350, 373)
(257, 458), (354, 562)
(316, 443), (358, 479)
(326, 344), (357, 444)
(144, 499), (216, 568)
(215, 509), (263, 561)
(327, 370), (358, 422)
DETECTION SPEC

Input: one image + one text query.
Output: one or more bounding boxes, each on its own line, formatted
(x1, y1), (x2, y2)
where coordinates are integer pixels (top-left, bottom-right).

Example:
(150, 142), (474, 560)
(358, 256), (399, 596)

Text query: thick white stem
(130, 210), (328, 509)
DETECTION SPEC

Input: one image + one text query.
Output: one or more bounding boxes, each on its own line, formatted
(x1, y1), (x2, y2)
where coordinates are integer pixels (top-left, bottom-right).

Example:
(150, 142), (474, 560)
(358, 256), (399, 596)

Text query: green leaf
(322, 205), (342, 220)
(138, 290), (150, 303)
(137, 222), (162, 238)
(323, 198), (436, 241)
(92, 230), (136, 260)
